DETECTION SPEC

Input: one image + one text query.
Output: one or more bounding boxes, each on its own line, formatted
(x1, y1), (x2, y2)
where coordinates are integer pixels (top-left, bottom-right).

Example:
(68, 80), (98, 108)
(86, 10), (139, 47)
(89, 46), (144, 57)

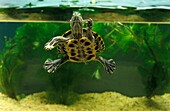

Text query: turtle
(43, 12), (116, 74)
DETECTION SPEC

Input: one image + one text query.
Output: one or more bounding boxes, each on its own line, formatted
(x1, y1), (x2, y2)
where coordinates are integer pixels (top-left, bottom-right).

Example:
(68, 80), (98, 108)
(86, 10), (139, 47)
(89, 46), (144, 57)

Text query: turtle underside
(56, 29), (105, 62)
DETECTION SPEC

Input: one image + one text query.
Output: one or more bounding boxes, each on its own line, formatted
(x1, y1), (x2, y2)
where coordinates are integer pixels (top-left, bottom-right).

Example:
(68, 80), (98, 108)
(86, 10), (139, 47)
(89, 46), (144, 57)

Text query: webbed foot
(96, 56), (116, 74)
(104, 59), (116, 74)
(43, 57), (68, 73)
(43, 59), (60, 73)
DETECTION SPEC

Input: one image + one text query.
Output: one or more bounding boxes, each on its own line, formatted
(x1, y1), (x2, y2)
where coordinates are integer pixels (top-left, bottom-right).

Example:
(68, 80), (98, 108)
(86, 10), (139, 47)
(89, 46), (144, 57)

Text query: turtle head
(70, 12), (83, 23)
(70, 12), (83, 39)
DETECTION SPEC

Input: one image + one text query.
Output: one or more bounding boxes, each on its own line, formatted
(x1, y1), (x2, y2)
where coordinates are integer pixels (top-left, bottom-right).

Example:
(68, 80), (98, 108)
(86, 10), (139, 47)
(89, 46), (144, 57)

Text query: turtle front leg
(43, 56), (68, 73)
(84, 18), (95, 43)
(45, 36), (69, 50)
(84, 18), (93, 29)
(96, 56), (116, 74)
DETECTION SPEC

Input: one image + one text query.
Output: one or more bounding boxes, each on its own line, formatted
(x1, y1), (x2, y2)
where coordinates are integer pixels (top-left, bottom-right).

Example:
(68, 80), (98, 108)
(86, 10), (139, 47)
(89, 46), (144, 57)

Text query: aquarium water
(0, 1), (170, 111)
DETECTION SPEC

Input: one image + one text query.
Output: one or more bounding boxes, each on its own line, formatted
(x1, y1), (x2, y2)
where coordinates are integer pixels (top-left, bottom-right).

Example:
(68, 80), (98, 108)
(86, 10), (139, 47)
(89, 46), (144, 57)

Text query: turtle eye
(73, 12), (81, 16)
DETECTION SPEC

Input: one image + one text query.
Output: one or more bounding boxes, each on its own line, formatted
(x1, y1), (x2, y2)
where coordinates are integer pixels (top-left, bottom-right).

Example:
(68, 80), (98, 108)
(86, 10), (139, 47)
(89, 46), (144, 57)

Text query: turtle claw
(97, 56), (116, 74)
(44, 58), (61, 73)
(44, 44), (54, 50)
(104, 59), (116, 74)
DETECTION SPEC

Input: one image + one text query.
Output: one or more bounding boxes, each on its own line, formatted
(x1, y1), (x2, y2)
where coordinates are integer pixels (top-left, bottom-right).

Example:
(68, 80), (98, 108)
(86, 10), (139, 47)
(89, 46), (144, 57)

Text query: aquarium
(0, 1), (170, 111)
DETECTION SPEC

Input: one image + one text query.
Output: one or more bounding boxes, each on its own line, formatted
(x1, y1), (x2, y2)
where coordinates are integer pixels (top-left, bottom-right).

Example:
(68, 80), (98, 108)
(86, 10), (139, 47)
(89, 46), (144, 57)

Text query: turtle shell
(66, 37), (96, 62)
(56, 29), (105, 62)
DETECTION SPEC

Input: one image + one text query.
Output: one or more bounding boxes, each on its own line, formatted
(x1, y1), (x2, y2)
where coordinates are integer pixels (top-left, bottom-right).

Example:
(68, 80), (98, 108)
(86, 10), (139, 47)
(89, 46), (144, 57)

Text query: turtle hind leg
(43, 57), (68, 73)
(96, 56), (116, 74)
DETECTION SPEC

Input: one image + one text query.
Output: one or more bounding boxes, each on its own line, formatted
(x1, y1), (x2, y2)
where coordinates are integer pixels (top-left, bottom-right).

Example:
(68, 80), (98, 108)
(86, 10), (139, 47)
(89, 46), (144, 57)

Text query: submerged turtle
(44, 12), (116, 74)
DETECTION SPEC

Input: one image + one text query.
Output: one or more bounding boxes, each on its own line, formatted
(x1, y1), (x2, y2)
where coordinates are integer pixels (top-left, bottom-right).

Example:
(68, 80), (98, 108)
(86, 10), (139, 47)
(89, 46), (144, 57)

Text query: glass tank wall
(0, 1), (170, 111)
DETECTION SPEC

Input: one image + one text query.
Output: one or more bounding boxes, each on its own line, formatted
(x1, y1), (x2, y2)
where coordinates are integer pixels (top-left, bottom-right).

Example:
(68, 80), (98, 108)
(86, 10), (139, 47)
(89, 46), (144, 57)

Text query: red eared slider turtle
(44, 12), (116, 74)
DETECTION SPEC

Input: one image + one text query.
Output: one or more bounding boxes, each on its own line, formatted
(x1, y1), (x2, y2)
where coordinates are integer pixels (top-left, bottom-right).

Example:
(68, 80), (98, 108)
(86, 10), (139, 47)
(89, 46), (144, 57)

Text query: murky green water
(0, 21), (170, 103)
(0, 1), (170, 110)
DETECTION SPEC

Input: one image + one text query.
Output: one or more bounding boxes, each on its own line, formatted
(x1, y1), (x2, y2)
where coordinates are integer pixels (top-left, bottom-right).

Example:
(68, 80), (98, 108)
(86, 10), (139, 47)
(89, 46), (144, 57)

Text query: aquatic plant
(0, 37), (24, 99)
(1, 22), (169, 103)
(0, 23), (67, 99)
(0, 22), (98, 104)
(100, 22), (170, 97)
(128, 23), (169, 97)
